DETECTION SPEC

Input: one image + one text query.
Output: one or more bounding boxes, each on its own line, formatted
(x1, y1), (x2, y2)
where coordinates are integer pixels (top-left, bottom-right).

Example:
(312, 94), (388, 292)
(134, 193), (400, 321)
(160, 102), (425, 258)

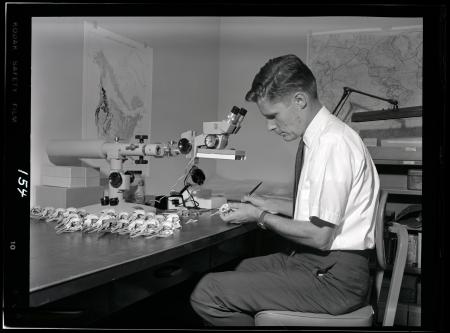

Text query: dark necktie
(293, 139), (305, 213)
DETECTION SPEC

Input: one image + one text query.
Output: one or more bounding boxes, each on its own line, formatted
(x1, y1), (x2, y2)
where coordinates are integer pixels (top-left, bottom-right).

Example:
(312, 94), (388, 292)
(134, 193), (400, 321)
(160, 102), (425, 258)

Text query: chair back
(372, 189), (409, 326)
(374, 190), (389, 298)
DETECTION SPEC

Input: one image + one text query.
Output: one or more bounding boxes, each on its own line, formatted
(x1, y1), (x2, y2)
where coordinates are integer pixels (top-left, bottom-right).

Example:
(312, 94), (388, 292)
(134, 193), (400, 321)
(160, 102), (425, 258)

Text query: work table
(30, 212), (257, 308)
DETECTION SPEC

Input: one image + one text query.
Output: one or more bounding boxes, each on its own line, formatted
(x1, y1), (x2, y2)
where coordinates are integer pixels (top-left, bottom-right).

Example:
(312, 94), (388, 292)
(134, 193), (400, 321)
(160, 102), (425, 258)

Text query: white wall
(215, 17), (423, 186)
(31, 19), (85, 207)
(31, 17), (220, 206)
(31, 16), (423, 207)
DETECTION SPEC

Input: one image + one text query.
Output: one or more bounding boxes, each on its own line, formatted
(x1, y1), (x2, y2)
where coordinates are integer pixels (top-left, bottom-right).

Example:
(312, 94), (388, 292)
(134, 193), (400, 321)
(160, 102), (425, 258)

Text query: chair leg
(375, 270), (384, 303)
(383, 223), (408, 326)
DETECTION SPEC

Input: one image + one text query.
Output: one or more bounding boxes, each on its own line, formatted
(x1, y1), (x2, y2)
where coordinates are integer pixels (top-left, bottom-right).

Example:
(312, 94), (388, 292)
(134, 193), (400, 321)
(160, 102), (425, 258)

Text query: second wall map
(308, 27), (422, 138)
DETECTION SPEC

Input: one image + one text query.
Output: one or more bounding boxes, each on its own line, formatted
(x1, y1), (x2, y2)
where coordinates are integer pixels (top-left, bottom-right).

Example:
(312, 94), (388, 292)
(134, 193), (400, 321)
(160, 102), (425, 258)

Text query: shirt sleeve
(307, 135), (356, 225)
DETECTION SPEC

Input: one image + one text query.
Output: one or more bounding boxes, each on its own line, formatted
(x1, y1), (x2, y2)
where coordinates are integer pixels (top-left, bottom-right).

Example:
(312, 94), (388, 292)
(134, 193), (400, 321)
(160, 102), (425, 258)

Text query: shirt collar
(302, 106), (330, 148)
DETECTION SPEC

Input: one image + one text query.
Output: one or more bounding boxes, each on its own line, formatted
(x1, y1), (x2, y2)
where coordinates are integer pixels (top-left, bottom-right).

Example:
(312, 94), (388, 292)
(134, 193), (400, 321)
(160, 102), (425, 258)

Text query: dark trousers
(190, 249), (370, 326)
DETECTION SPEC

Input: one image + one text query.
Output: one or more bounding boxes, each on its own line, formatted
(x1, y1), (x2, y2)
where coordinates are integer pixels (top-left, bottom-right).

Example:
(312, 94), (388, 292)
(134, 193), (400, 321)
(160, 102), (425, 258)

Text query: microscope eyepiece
(231, 106), (240, 114)
(239, 108), (247, 116)
(191, 166), (205, 185)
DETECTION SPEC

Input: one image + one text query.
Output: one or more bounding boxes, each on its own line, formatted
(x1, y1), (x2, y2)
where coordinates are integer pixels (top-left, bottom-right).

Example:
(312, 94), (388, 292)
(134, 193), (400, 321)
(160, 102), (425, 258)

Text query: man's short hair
(245, 54), (318, 104)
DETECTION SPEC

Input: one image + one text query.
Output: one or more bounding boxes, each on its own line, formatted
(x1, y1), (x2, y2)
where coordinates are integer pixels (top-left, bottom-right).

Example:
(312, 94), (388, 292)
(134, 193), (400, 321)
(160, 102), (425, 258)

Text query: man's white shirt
(294, 106), (380, 250)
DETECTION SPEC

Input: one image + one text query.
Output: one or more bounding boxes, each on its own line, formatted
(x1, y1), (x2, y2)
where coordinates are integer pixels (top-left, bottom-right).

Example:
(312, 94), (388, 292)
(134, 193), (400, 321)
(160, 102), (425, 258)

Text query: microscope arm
(47, 137), (191, 203)
(45, 106), (247, 202)
(47, 139), (182, 160)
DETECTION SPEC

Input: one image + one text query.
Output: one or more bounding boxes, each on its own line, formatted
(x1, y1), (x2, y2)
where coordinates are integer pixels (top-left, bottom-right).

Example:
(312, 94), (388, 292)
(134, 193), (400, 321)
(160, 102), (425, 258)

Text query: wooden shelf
(383, 188), (422, 196)
(374, 159), (422, 166)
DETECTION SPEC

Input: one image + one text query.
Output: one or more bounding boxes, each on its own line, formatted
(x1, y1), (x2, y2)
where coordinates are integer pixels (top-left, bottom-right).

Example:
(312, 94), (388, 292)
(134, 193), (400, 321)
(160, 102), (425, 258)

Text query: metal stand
(333, 86), (399, 120)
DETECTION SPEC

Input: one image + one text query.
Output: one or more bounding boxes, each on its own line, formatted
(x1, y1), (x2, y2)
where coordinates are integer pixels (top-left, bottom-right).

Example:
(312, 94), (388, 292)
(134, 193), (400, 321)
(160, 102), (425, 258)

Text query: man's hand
(219, 202), (262, 224)
(241, 195), (276, 213)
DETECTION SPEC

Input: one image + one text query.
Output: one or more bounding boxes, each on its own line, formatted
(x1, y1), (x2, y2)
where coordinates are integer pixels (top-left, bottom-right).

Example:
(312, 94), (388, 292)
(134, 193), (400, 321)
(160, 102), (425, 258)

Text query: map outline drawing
(307, 27), (422, 135)
(82, 21), (153, 176)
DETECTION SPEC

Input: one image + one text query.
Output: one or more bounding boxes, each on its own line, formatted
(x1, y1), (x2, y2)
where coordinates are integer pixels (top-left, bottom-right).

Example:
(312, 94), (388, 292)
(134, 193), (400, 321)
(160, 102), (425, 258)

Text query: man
(190, 54), (380, 326)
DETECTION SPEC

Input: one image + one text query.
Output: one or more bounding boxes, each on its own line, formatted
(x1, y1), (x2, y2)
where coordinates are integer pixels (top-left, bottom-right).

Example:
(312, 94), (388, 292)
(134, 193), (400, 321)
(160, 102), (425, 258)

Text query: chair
(254, 190), (409, 327)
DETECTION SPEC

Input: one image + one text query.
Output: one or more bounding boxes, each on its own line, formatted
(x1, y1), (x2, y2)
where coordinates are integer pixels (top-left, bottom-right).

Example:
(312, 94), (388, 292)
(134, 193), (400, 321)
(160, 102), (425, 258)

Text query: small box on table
(36, 185), (104, 208)
(41, 165), (100, 188)
(194, 196), (227, 209)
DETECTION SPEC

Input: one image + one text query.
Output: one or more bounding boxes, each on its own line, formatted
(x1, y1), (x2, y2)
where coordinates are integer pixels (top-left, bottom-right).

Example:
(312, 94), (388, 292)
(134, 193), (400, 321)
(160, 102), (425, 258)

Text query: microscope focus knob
(109, 172), (123, 188)
(135, 135), (148, 143)
(135, 156), (148, 164)
(178, 138), (192, 154)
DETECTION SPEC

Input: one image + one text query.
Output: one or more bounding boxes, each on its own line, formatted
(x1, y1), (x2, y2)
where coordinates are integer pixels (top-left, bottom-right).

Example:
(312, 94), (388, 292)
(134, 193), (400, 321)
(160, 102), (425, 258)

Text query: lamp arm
(343, 87), (398, 109)
(332, 86), (399, 118)
(332, 87), (352, 116)
(332, 87), (351, 116)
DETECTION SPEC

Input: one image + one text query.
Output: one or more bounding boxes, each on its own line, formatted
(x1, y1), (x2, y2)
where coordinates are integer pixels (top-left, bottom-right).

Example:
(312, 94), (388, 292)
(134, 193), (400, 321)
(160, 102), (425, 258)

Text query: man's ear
(293, 91), (307, 109)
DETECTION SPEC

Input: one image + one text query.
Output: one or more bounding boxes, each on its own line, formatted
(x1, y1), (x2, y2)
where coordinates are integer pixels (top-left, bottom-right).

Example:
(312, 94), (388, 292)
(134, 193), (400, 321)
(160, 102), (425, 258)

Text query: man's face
(257, 96), (308, 142)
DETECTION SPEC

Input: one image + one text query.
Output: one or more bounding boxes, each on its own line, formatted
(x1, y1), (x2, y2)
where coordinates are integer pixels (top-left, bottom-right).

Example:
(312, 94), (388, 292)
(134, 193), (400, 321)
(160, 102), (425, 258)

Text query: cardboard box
(194, 196), (227, 209)
(42, 165), (100, 178)
(36, 185), (104, 208)
(379, 174), (408, 189)
(41, 175), (100, 187)
(41, 166), (100, 188)
(368, 146), (422, 162)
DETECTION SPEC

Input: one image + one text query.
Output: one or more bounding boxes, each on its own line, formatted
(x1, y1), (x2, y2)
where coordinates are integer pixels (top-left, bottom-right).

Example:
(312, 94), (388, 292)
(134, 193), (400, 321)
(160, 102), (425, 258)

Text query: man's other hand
(219, 202), (262, 224)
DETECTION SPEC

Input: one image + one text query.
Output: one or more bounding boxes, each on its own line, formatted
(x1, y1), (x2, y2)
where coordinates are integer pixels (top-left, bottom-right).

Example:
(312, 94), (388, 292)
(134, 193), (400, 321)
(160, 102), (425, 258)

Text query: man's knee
(326, 295), (367, 316)
(235, 257), (254, 271)
(190, 273), (220, 309)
